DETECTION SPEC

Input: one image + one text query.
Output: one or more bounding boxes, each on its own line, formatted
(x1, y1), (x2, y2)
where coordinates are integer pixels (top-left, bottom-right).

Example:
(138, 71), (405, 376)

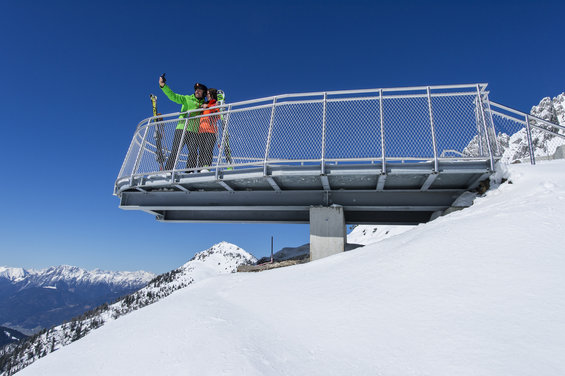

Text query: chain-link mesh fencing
(432, 94), (490, 159)
(325, 97), (382, 161)
(528, 117), (565, 160)
(382, 95), (433, 160)
(489, 112), (531, 163)
(121, 85), (553, 186)
(216, 105), (273, 167)
(489, 102), (565, 164)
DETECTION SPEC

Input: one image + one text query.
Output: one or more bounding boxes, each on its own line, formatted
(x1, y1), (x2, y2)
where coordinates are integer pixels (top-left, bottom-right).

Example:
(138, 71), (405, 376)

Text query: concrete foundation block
(310, 205), (346, 261)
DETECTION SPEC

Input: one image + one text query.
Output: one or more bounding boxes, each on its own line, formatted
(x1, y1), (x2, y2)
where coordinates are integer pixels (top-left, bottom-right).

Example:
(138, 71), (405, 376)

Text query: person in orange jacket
(198, 88), (221, 170)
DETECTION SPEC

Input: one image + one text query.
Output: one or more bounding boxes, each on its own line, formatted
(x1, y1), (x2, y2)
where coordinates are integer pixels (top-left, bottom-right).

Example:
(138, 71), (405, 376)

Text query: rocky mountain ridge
(462, 92), (565, 163)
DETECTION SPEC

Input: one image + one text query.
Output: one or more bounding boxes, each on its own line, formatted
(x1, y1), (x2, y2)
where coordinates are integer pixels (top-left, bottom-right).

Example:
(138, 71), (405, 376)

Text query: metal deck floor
(116, 160), (492, 224)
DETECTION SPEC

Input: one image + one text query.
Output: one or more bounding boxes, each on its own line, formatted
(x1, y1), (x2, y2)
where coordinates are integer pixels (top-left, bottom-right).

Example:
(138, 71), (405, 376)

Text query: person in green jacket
(159, 75), (207, 171)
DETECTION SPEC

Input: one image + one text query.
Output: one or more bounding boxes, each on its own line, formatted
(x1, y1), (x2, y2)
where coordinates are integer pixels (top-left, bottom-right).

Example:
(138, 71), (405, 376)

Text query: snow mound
(18, 160), (565, 376)
(187, 241), (256, 272)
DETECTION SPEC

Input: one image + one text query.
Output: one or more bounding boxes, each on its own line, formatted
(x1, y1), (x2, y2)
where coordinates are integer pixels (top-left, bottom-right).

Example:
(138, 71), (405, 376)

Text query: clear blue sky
(1, 0), (563, 274)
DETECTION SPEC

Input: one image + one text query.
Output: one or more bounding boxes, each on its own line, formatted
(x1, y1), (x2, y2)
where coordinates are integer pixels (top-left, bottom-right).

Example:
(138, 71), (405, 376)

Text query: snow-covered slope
(1, 242), (256, 375)
(17, 160), (565, 376)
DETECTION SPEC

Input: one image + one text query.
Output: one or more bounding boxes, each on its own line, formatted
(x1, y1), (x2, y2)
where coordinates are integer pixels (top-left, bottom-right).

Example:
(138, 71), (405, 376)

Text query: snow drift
(18, 160), (565, 376)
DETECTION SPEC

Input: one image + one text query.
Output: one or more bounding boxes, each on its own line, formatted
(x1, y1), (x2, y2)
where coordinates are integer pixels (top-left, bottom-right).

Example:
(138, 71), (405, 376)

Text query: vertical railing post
(170, 116), (190, 183)
(524, 114), (536, 165)
(476, 84), (496, 171)
(263, 97), (277, 175)
(321, 92), (327, 175)
(118, 128), (139, 180)
(485, 94), (501, 156)
(129, 119), (151, 185)
(426, 86), (439, 172)
(474, 99), (485, 156)
(215, 104), (232, 179)
(379, 89), (386, 173)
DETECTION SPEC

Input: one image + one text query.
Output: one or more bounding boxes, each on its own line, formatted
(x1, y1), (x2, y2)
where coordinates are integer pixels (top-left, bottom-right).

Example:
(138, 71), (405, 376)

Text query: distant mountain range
(0, 265), (155, 335)
(0, 242), (256, 375)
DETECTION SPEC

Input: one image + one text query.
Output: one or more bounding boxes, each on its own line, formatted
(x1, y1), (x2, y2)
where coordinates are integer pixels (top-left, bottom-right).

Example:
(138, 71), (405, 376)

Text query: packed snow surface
(20, 161), (565, 375)
(347, 224), (415, 245)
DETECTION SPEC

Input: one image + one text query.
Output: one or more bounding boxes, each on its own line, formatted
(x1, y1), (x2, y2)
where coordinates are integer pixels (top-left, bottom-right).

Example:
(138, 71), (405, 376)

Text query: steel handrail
(134, 84), (488, 128)
(119, 84), (492, 186)
(489, 101), (565, 132)
(117, 83), (563, 194)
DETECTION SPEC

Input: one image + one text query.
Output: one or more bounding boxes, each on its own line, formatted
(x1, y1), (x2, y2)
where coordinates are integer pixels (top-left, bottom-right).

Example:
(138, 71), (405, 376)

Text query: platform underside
(116, 160), (493, 224)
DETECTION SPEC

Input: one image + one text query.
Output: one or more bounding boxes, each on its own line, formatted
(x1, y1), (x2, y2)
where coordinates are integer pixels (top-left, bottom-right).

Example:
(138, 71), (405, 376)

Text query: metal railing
(115, 83), (564, 192)
(488, 101), (565, 165)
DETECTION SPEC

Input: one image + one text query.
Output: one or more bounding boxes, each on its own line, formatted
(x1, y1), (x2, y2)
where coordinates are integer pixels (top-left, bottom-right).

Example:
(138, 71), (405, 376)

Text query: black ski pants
(165, 129), (199, 170)
(198, 133), (217, 168)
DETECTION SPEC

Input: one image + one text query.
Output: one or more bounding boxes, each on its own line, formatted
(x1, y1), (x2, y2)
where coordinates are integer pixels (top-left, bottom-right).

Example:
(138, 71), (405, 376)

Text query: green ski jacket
(161, 84), (204, 132)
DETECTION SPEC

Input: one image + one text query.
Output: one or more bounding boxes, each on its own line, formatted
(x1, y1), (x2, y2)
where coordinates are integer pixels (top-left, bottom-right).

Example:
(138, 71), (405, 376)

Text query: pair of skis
(150, 94), (166, 170)
(216, 90), (233, 165)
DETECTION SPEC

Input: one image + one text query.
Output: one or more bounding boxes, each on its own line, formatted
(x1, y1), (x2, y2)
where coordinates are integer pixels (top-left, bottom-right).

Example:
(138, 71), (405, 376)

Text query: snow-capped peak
(530, 93), (565, 125)
(0, 267), (31, 282)
(186, 241), (256, 271)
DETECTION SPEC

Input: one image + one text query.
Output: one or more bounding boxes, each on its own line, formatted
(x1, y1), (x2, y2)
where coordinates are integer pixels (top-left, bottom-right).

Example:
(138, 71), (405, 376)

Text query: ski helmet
(194, 83), (208, 92)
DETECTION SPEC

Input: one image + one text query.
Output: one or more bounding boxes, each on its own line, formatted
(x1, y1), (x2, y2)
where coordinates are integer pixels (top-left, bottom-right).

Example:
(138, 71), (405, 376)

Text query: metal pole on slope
(271, 236), (274, 263)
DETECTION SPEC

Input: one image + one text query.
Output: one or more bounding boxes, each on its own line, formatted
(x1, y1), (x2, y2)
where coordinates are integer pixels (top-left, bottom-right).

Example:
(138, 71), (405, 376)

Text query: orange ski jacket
(199, 99), (220, 134)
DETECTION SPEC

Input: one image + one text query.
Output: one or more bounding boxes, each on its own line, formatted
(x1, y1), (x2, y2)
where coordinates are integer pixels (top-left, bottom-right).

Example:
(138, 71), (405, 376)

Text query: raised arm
(160, 84), (187, 105)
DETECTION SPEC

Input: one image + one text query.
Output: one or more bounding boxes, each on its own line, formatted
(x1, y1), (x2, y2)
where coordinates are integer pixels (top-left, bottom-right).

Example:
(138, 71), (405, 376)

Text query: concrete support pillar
(309, 205), (346, 261)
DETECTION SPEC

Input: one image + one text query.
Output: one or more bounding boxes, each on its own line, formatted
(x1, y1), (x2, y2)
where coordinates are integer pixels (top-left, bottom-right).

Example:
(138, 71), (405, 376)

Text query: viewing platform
(114, 83), (561, 259)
